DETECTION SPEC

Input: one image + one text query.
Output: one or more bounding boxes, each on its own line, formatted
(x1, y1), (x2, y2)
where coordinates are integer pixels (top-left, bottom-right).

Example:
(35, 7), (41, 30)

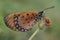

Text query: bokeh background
(0, 0), (60, 40)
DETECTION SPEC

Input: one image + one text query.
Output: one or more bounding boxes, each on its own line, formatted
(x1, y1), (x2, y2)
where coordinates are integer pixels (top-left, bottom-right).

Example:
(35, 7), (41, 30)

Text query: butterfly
(4, 6), (54, 32)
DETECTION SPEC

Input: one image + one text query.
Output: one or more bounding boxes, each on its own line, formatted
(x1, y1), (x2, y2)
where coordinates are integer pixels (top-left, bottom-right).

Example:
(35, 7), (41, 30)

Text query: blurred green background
(0, 0), (60, 40)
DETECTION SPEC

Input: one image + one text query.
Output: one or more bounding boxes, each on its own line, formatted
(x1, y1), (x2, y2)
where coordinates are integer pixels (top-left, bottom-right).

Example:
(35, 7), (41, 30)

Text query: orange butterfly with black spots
(4, 6), (54, 32)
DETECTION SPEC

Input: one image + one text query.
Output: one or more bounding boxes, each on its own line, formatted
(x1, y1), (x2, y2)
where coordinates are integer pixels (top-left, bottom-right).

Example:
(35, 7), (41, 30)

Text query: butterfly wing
(4, 12), (38, 32)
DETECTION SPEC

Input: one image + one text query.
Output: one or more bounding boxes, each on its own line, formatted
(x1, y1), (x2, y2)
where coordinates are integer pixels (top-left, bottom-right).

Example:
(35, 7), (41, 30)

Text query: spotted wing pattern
(4, 12), (38, 32)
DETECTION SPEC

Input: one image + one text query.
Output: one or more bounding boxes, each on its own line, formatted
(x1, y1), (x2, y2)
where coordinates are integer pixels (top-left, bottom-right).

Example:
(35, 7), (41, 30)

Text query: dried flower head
(42, 17), (52, 26)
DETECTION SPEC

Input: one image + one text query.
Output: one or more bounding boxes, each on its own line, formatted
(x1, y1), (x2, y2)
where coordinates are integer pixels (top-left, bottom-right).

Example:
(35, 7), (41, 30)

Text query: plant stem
(28, 21), (44, 40)
(28, 28), (39, 40)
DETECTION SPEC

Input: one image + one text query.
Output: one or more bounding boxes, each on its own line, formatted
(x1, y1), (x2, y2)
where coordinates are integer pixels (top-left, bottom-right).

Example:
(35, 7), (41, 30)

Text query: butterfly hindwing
(4, 12), (38, 32)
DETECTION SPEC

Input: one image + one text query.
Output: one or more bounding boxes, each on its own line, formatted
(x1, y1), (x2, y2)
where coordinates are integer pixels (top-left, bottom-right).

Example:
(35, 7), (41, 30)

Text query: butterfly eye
(38, 11), (44, 17)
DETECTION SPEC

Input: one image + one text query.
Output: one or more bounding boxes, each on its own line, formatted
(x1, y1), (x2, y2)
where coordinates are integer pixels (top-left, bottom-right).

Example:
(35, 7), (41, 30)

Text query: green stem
(28, 28), (39, 40)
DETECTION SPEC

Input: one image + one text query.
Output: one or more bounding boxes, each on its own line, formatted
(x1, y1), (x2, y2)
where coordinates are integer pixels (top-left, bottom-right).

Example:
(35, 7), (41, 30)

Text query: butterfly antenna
(43, 6), (55, 11)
